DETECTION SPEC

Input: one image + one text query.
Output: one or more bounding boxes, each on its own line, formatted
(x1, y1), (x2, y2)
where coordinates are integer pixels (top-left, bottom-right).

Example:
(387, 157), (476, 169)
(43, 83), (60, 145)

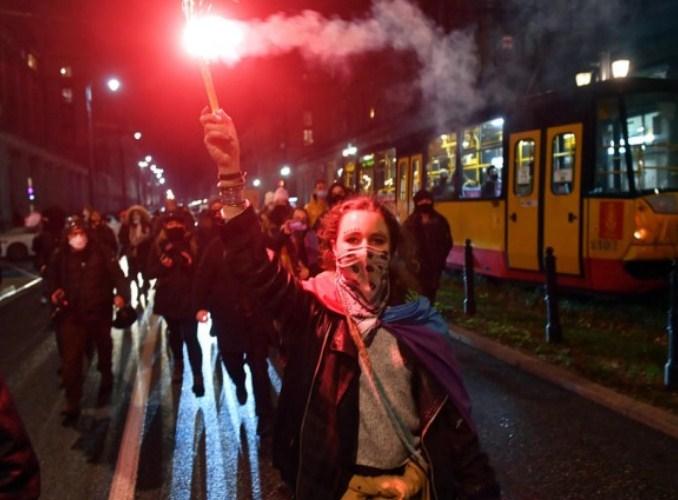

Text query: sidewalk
(449, 323), (678, 441)
(0, 261), (42, 305)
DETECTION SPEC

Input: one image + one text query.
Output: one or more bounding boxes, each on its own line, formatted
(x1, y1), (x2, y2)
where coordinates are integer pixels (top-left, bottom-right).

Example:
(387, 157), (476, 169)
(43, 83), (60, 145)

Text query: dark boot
(192, 373), (205, 398)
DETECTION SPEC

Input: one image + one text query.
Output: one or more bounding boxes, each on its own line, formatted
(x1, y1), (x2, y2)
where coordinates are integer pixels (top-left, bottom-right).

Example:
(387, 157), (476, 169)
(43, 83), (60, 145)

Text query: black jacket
(0, 376), (40, 500)
(47, 239), (129, 322)
(220, 207), (499, 500)
(403, 208), (453, 276)
(146, 234), (197, 319)
(193, 238), (251, 352)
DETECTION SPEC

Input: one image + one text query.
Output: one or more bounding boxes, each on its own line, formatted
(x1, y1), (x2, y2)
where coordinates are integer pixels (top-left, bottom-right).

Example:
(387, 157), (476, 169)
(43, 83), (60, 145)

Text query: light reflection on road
(170, 320), (281, 500)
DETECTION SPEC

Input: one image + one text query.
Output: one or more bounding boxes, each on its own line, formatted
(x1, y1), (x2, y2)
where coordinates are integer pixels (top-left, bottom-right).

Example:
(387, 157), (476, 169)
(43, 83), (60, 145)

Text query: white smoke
(219, 0), (482, 120)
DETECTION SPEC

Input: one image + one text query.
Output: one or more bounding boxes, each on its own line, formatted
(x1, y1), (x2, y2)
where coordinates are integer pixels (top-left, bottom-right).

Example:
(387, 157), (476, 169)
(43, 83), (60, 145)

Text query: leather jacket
(221, 207), (500, 500)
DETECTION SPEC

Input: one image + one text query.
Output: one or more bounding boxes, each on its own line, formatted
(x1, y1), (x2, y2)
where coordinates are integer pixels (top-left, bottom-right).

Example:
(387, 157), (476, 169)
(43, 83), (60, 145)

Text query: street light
(253, 178), (261, 187)
(280, 165), (291, 177)
(85, 77), (123, 206)
(107, 77), (122, 92)
(575, 71), (592, 87)
(133, 131), (142, 141)
(611, 59), (631, 79)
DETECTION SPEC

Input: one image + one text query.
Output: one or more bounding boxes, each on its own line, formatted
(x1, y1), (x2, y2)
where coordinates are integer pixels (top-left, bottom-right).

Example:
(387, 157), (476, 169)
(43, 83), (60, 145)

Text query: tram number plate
(590, 239), (618, 252)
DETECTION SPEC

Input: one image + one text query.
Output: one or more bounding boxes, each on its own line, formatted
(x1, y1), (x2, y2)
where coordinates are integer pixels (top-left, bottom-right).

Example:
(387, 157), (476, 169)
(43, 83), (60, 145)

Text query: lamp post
(84, 76), (122, 208)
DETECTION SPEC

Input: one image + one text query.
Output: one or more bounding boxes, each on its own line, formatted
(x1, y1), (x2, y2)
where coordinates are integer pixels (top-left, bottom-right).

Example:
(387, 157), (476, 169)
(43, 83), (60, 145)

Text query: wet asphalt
(1, 284), (677, 499)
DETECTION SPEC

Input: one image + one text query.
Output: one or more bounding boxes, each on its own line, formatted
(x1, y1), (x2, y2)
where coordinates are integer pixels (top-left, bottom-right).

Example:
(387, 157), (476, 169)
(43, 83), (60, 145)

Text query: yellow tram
(324, 78), (678, 293)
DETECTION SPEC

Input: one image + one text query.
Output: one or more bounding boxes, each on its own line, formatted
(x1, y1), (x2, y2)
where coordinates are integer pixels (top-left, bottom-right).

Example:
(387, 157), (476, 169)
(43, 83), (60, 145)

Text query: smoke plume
(222, 0), (482, 121)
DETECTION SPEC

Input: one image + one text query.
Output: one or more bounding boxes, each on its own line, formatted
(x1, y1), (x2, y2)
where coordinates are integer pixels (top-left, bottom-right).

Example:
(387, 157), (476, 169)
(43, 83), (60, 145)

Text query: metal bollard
(665, 260), (678, 390)
(544, 247), (562, 343)
(463, 239), (476, 316)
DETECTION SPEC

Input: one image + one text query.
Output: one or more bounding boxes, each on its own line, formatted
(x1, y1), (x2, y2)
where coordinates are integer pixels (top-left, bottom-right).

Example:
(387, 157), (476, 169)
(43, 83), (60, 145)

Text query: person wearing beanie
(403, 189), (453, 303)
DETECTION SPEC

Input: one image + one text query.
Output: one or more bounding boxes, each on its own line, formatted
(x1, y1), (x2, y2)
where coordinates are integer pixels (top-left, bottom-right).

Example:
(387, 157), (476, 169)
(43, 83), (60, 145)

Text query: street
(1, 285), (678, 499)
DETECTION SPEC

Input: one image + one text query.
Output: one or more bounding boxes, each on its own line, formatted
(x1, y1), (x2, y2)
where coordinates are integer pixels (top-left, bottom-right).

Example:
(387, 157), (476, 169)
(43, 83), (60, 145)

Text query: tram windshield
(594, 92), (678, 194)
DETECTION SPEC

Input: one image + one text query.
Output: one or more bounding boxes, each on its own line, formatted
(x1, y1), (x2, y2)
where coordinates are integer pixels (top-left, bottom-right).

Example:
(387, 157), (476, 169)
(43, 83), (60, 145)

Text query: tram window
(359, 154), (375, 194)
(411, 157), (422, 197)
(514, 139), (535, 196)
(374, 148), (396, 207)
(461, 118), (504, 199)
(426, 132), (457, 201)
(594, 93), (678, 194)
(552, 132), (576, 195)
(397, 159), (408, 203)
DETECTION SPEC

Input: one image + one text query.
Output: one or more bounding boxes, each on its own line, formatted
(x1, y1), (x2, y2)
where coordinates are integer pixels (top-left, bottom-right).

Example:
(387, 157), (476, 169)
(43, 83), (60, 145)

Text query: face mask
(335, 244), (390, 310)
(289, 220), (308, 232)
(315, 190), (327, 199)
(416, 203), (434, 213)
(68, 234), (88, 251)
(166, 227), (185, 241)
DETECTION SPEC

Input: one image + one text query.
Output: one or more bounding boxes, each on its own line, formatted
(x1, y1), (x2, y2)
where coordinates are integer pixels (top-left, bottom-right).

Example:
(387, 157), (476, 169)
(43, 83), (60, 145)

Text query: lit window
(552, 133), (576, 195)
(302, 111), (313, 127)
(303, 129), (314, 146)
(62, 88), (73, 103)
(59, 66), (72, 77)
(27, 53), (38, 71)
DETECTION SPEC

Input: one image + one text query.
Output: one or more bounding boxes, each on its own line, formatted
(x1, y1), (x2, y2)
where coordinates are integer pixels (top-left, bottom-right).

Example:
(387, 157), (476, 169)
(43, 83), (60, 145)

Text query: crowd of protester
(1, 133), (491, 498)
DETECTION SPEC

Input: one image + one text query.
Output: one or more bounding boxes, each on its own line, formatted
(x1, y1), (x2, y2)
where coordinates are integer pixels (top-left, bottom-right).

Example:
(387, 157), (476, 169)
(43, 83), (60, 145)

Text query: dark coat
(0, 376), (40, 499)
(146, 233), (197, 320)
(220, 207), (499, 500)
(403, 208), (453, 277)
(90, 223), (118, 256)
(193, 238), (250, 352)
(46, 239), (130, 322)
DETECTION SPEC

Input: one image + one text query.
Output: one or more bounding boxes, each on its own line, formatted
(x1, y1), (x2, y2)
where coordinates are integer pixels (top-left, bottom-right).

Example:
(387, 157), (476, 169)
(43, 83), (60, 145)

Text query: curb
(448, 324), (678, 441)
(0, 277), (42, 307)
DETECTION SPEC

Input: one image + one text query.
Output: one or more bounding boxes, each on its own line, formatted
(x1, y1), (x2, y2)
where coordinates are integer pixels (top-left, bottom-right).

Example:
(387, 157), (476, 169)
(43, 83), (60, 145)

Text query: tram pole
(665, 260), (678, 390)
(464, 239), (476, 316)
(544, 247), (562, 343)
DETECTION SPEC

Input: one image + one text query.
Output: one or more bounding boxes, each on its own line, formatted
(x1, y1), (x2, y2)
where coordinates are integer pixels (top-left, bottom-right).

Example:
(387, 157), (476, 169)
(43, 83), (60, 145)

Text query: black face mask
(416, 203), (434, 213)
(166, 227), (185, 241)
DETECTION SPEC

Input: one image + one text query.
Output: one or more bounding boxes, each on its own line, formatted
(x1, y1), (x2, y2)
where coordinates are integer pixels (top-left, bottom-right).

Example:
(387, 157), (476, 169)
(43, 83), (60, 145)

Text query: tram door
(543, 123), (583, 275)
(395, 154), (424, 221)
(507, 130), (541, 270)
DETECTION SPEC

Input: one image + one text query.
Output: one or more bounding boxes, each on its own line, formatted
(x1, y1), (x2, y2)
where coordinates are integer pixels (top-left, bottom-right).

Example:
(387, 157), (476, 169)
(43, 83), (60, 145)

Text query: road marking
(108, 315), (160, 500)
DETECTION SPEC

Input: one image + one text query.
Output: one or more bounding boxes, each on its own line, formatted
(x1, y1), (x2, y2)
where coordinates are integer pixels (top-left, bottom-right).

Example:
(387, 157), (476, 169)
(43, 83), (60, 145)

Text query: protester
(146, 212), (204, 397)
(403, 189), (453, 303)
(304, 179), (328, 228)
(279, 207), (321, 278)
(326, 181), (348, 208)
(119, 205), (152, 301)
(32, 206), (66, 304)
(195, 208), (219, 263)
(88, 209), (118, 255)
(47, 216), (129, 424)
(201, 109), (500, 500)
(193, 237), (274, 434)
(0, 375), (40, 499)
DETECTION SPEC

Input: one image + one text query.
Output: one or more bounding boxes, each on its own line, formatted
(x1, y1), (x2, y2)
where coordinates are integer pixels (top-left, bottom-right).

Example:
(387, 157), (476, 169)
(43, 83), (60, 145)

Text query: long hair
(317, 196), (421, 304)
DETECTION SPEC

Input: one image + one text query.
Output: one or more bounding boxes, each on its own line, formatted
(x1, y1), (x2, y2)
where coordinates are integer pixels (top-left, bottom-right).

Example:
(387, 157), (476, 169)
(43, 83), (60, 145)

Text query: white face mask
(68, 234), (88, 251)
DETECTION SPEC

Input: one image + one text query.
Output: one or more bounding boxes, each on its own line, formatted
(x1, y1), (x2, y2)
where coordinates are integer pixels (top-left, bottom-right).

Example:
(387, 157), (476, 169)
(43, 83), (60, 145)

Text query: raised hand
(200, 107), (240, 174)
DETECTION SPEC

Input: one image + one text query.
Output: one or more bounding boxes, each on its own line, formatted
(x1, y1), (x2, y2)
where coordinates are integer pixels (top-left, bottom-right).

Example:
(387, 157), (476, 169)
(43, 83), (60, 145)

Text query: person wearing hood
(119, 205), (152, 301)
(200, 109), (499, 500)
(146, 212), (204, 397)
(46, 216), (129, 424)
(403, 190), (453, 304)
(304, 179), (328, 228)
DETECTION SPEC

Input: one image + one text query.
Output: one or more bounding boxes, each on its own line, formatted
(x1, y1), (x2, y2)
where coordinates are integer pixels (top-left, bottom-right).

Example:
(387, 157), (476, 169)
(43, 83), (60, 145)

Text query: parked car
(0, 227), (38, 261)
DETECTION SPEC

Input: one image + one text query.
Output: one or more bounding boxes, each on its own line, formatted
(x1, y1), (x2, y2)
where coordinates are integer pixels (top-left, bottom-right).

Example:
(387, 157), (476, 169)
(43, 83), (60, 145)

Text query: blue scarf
(382, 297), (474, 430)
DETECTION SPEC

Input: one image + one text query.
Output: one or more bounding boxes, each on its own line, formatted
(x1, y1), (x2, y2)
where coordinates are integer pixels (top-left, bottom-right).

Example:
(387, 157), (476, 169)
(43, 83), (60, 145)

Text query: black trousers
(59, 315), (112, 408)
(217, 334), (272, 418)
(165, 317), (203, 379)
